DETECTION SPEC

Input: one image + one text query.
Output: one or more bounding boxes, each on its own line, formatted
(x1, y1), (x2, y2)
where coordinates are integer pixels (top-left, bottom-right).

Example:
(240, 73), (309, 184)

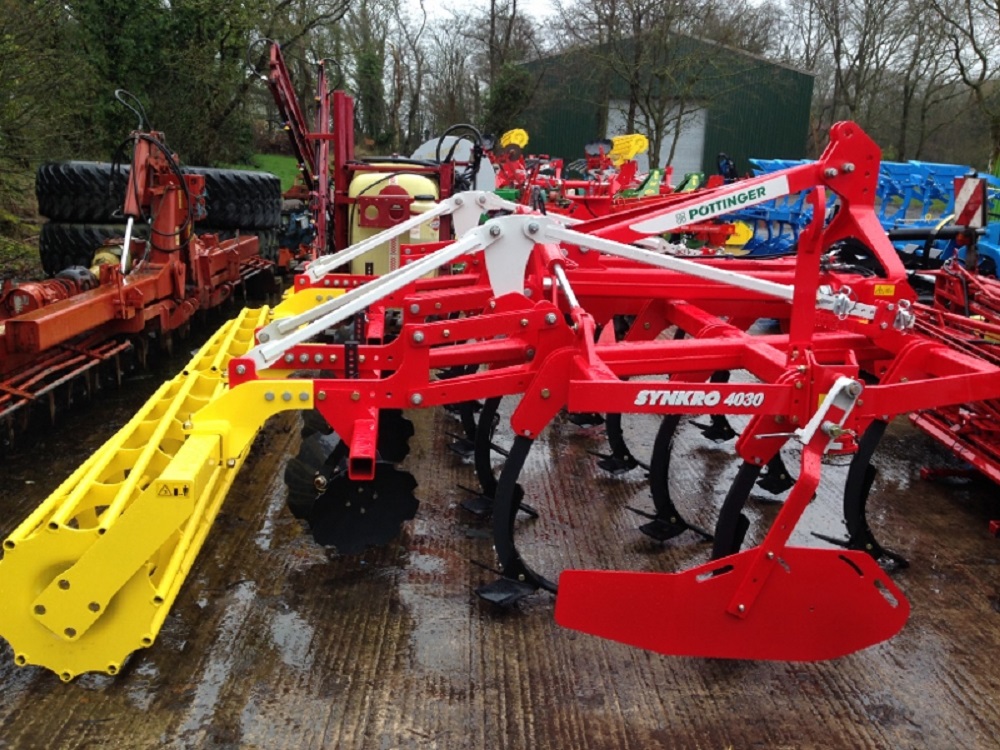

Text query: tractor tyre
(35, 162), (127, 223)
(38, 222), (147, 276)
(185, 168), (282, 229)
(37, 161), (281, 230)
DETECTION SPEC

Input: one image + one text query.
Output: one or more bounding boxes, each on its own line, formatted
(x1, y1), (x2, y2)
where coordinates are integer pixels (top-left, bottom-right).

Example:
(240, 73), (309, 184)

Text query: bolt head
(413, 331), (425, 343)
(545, 312), (557, 325)
(489, 225), (501, 237)
(411, 393), (423, 405)
(235, 364), (246, 375)
(351, 391), (360, 401)
(409, 304), (420, 314)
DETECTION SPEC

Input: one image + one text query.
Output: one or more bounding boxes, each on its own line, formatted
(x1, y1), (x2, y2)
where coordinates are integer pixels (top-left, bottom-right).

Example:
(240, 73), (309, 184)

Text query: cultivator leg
(814, 420), (910, 569)
(476, 435), (557, 606)
(633, 414), (714, 543)
(590, 412), (646, 475)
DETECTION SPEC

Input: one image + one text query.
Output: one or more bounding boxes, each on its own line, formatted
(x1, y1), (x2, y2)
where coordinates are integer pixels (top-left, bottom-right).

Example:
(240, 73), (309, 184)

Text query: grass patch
(0, 163), (44, 280)
(224, 153), (300, 193)
(0, 234), (43, 280)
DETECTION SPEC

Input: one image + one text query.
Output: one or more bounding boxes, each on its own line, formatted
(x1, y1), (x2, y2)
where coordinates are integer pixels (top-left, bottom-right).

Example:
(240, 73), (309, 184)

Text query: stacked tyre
(36, 161), (283, 276)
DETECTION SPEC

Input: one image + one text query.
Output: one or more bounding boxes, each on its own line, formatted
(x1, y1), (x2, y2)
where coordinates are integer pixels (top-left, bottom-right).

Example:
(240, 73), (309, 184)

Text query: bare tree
(930, 0), (1000, 169)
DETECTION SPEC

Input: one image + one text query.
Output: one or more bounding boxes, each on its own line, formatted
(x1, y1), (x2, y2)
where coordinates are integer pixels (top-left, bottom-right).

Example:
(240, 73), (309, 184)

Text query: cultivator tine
(692, 371), (739, 443)
(462, 397), (505, 515)
(711, 462), (761, 559)
(461, 396), (535, 518)
(813, 420), (910, 569)
(438, 366), (483, 458)
(637, 414), (713, 542)
(444, 400), (481, 458)
(476, 436), (554, 606)
(692, 414), (738, 443)
(755, 452), (795, 497)
(590, 413), (647, 475)
(568, 412), (605, 428)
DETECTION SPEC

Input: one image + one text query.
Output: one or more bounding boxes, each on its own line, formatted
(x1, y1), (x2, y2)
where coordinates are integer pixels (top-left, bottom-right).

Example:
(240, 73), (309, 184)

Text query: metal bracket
(793, 376), (862, 447)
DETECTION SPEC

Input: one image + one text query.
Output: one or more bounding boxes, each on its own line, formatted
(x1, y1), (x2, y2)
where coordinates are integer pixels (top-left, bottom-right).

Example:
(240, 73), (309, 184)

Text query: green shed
(518, 35), (814, 179)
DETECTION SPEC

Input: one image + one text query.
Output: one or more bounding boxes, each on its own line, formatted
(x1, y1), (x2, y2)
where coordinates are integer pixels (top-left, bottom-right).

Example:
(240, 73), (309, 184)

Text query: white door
(607, 100), (707, 177)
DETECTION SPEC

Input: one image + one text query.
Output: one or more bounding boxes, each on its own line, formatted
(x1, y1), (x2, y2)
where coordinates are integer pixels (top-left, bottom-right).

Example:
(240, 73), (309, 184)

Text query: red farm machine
(2, 115), (1000, 682)
(1, 91), (281, 448)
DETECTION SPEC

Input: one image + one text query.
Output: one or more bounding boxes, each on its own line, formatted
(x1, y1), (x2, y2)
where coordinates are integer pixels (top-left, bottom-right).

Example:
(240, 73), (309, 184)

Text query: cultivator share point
(4, 122), (1000, 679)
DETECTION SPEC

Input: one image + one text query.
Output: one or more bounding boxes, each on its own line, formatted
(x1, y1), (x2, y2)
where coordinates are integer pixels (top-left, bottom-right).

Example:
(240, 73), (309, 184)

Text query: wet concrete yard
(0, 388), (999, 749)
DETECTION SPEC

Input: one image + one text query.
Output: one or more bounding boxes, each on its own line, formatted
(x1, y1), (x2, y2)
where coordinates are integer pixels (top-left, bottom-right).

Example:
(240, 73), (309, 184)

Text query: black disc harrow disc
(376, 409), (415, 464)
(307, 463), (419, 555)
(283, 431), (347, 519)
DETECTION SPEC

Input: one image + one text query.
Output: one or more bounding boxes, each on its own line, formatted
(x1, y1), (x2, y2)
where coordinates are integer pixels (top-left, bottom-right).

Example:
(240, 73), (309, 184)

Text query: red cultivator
(221, 122), (1000, 661)
(11, 121), (1000, 680)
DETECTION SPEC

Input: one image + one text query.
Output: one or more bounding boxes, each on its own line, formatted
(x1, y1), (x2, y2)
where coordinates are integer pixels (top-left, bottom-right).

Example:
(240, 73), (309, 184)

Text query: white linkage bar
(300, 190), (526, 283)
(247, 226), (498, 370)
(540, 219), (877, 321)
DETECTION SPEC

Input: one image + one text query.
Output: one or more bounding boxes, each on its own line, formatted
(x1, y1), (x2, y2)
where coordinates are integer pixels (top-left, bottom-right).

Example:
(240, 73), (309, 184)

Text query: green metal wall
(519, 38), (814, 177)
